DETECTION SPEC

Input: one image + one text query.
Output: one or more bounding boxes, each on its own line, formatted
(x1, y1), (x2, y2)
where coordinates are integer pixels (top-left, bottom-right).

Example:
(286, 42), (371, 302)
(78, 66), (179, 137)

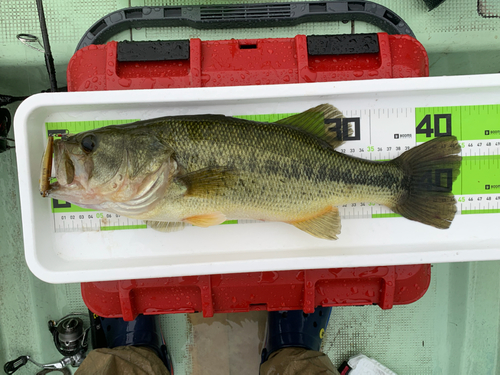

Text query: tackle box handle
(76, 1), (415, 51)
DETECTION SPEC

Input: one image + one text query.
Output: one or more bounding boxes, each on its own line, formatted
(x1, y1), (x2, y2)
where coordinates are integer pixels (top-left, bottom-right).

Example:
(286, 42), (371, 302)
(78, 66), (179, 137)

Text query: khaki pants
(75, 347), (170, 375)
(76, 346), (339, 375)
(260, 348), (341, 375)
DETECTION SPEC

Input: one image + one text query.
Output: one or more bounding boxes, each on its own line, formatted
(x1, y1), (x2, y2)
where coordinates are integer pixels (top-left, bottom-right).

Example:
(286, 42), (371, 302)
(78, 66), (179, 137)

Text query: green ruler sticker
(234, 113), (295, 122)
(415, 104), (500, 143)
(461, 105), (500, 141)
(459, 156), (500, 195)
(415, 104), (500, 196)
(101, 224), (148, 231)
(46, 119), (138, 135)
(415, 106), (460, 143)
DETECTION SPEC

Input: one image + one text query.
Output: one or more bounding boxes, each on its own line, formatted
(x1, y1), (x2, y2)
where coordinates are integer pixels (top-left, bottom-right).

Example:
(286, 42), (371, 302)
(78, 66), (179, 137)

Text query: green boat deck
(1, 0), (500, 373)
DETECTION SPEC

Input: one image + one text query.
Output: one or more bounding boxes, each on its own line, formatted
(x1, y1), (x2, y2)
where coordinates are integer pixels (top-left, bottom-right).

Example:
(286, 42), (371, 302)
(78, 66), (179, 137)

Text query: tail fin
(391, 136), (462, 229)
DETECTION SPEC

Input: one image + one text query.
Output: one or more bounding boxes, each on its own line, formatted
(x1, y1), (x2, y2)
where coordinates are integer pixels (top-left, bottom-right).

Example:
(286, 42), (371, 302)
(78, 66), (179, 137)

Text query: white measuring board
(46, 104), (500, 233)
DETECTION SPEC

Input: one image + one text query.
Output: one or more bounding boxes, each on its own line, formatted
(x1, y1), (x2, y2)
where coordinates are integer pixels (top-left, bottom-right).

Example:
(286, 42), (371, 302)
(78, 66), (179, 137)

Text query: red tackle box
(68, 33), (427, 91)
(69, 32), (431, 320)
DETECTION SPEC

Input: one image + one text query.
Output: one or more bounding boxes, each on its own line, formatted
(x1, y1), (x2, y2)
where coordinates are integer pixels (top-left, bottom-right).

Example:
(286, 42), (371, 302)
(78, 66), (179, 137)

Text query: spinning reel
(4, 313), (89, 375)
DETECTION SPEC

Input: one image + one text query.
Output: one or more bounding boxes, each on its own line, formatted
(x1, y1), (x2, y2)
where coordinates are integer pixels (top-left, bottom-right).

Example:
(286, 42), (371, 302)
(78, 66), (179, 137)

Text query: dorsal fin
(275, 104), (351, 148)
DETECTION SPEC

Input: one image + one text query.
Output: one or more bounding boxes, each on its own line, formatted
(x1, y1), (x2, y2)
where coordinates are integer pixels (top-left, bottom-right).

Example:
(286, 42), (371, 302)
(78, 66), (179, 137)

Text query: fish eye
(81, 134), (97, 153)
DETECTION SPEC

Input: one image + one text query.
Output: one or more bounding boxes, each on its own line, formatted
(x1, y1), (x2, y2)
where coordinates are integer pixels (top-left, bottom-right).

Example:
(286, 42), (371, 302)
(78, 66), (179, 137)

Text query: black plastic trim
(307, 33), (379, 55)
(76, 1), (415, 51)
(117, 40), (190, 61)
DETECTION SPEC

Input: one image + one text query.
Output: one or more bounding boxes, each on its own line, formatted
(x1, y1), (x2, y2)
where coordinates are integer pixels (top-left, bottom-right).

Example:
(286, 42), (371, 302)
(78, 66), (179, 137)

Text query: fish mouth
(40, 137), (78, 198)
(54, 143), (75, 186)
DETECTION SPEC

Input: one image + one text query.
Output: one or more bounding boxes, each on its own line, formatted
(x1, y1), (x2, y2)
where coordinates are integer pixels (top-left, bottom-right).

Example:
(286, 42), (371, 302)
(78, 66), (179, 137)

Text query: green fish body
(44, 104), (461, 240)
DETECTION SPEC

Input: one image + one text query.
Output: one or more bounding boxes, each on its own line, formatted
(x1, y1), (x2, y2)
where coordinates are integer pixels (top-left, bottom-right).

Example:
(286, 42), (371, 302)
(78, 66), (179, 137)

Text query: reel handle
(4, 355), (28, 374)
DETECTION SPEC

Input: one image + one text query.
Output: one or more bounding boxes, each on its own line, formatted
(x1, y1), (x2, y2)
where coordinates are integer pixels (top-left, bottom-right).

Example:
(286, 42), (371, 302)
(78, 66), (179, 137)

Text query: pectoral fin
(176, 166), (239, 197)
(146, 220), (186, 232)
(184, 212), (227, 227)
(289, 207), (341, 240)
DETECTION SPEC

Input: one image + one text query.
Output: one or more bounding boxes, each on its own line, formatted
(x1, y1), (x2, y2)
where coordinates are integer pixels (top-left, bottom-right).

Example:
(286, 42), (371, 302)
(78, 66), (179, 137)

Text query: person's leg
(260, 307), (339, 375)
(75, 346), (170, 375)
(76, 314), (172, 375)
(260, 347), (340, 375)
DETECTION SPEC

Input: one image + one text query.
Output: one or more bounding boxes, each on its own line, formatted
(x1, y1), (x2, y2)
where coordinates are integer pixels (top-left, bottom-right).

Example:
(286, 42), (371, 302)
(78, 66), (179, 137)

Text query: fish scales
(42, 104), (461, 239)
(146, 116), (405, 222)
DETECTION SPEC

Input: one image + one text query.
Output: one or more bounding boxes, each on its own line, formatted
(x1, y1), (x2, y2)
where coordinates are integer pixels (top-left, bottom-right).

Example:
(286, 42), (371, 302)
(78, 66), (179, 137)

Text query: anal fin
(184, 212), (227, 228)
(289, 207), (341, 240)
(146, 220), (186, 232)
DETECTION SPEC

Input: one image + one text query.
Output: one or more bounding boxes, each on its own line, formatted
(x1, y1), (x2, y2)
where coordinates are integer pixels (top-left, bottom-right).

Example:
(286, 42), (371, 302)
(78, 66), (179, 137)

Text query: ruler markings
(368, 109), (372, 145)
(46, 104), (500, 232)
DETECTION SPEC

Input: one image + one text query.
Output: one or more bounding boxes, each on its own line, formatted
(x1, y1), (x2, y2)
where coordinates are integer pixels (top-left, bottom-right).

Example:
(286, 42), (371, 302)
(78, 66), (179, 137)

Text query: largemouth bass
(41, 104), (462, 240)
